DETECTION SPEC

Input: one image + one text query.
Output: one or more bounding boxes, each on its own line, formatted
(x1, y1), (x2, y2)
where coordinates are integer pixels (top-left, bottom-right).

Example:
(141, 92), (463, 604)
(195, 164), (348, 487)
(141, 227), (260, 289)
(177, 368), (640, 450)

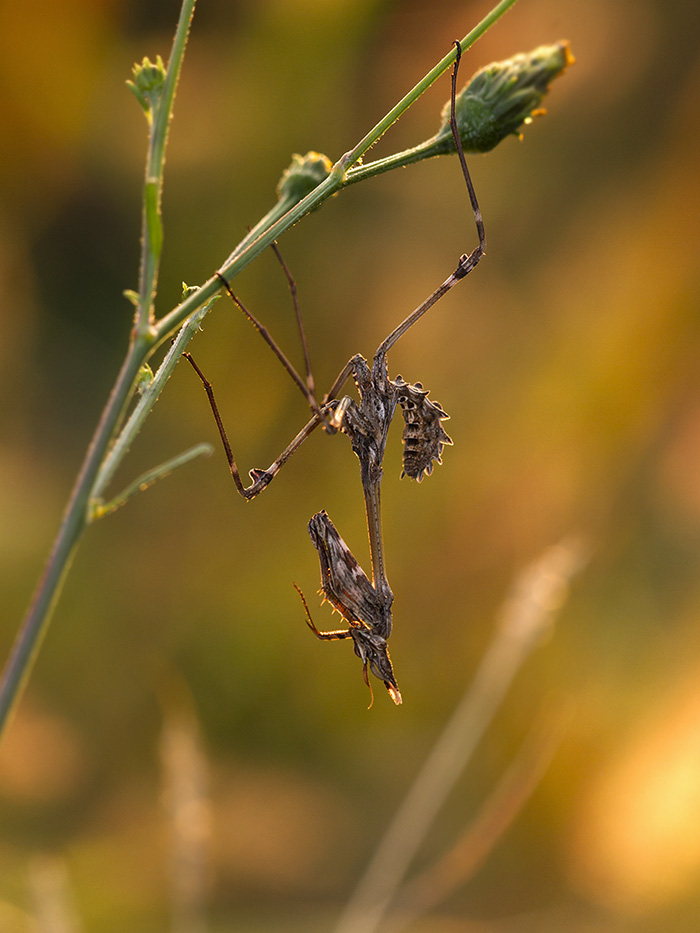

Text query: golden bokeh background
(1, 0), (700, 930)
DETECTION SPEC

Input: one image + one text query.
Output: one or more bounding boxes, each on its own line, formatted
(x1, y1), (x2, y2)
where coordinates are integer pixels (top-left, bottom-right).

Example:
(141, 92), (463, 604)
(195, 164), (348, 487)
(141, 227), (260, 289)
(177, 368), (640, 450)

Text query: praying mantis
(183, 38), (566, 703)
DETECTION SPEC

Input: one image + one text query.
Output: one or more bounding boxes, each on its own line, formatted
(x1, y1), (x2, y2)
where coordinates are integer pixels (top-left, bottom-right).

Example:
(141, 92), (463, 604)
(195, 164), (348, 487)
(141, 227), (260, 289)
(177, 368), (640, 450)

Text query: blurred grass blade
(160, 705), (211, 933)
(334, 537), (588, 933)
(28, 855), (83, 933)
(387, 703), (572, 932)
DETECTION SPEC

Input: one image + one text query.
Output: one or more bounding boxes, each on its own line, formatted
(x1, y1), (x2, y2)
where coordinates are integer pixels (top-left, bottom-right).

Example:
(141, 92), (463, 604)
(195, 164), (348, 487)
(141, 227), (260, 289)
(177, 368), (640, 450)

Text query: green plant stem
(137, 0), (195, 332)
(342, 0), (520, 166)
(0, 0), (196, 738)
(0, 340), (147, 733)
(344, 139), (447, 187)
(91, 443), (213, 520)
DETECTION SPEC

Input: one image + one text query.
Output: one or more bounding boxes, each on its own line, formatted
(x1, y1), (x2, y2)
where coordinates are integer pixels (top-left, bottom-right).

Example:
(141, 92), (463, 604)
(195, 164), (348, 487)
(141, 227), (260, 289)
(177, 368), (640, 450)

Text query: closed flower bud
(276, 151), (332, 205)
(343, 42), (573, 186)
(435, 41), (574, 154)
(127, 56), (167, 121)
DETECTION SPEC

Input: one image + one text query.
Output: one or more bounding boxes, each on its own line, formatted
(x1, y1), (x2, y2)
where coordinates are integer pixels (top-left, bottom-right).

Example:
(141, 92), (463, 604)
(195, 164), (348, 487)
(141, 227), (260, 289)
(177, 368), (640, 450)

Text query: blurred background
(1, 0), (700, 930)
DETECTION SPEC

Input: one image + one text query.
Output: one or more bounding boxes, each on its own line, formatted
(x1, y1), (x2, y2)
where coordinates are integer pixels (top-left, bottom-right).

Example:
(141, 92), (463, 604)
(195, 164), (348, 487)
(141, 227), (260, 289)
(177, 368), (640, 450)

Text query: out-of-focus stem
(334, 537), (587, 933)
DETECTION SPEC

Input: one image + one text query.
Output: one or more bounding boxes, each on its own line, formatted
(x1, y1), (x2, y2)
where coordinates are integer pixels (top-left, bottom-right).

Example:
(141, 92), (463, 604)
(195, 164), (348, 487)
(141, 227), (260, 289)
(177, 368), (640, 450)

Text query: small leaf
(181, 283), (200, 300)
(135, 364), (154, 395)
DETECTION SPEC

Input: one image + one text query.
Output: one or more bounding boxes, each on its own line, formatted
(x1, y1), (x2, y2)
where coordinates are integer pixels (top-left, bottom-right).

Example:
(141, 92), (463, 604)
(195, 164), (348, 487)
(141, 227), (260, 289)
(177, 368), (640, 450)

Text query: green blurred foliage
(1, 0), (700, 930)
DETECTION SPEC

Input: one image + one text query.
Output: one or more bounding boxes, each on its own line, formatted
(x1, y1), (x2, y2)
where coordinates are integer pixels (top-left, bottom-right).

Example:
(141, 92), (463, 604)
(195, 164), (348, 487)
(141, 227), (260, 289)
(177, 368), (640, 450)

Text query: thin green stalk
(0, 0), (197, 738)
(0, 340), (147, 733)
(91, 444), (213, 520)
(136, 0), (196, 332)
(341, 0), (520, 167)
(344, 140), (449, 187)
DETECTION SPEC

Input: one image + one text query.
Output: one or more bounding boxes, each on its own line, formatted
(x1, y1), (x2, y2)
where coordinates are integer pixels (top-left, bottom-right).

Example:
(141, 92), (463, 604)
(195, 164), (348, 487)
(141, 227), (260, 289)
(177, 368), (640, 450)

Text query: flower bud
(276, 151), (332, 205)
(127, 55), (167, 122)
(435, 41), (573, 155)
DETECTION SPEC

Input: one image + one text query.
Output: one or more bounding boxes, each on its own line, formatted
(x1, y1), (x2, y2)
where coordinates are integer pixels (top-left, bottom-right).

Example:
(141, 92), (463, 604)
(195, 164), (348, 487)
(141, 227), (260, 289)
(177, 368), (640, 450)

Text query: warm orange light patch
(0, 702), (88, 802)
(568, 677), (700, 914)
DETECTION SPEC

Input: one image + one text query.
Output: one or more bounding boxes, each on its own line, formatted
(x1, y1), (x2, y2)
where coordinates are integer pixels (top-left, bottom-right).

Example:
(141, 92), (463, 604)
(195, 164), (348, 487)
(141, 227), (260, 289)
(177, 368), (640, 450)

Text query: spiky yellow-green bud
(127, 55), (167, 122)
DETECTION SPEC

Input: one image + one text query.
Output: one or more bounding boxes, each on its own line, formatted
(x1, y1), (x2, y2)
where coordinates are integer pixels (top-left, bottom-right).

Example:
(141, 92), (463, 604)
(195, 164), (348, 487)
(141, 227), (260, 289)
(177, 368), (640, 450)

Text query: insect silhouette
(184, 41), (485, 704)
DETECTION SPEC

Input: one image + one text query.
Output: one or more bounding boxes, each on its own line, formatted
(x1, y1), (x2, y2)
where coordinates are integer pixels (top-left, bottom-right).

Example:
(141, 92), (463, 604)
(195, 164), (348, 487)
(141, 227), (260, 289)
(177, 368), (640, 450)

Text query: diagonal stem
(0, 0), (198, 739)
(0, 341), (147, 733)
